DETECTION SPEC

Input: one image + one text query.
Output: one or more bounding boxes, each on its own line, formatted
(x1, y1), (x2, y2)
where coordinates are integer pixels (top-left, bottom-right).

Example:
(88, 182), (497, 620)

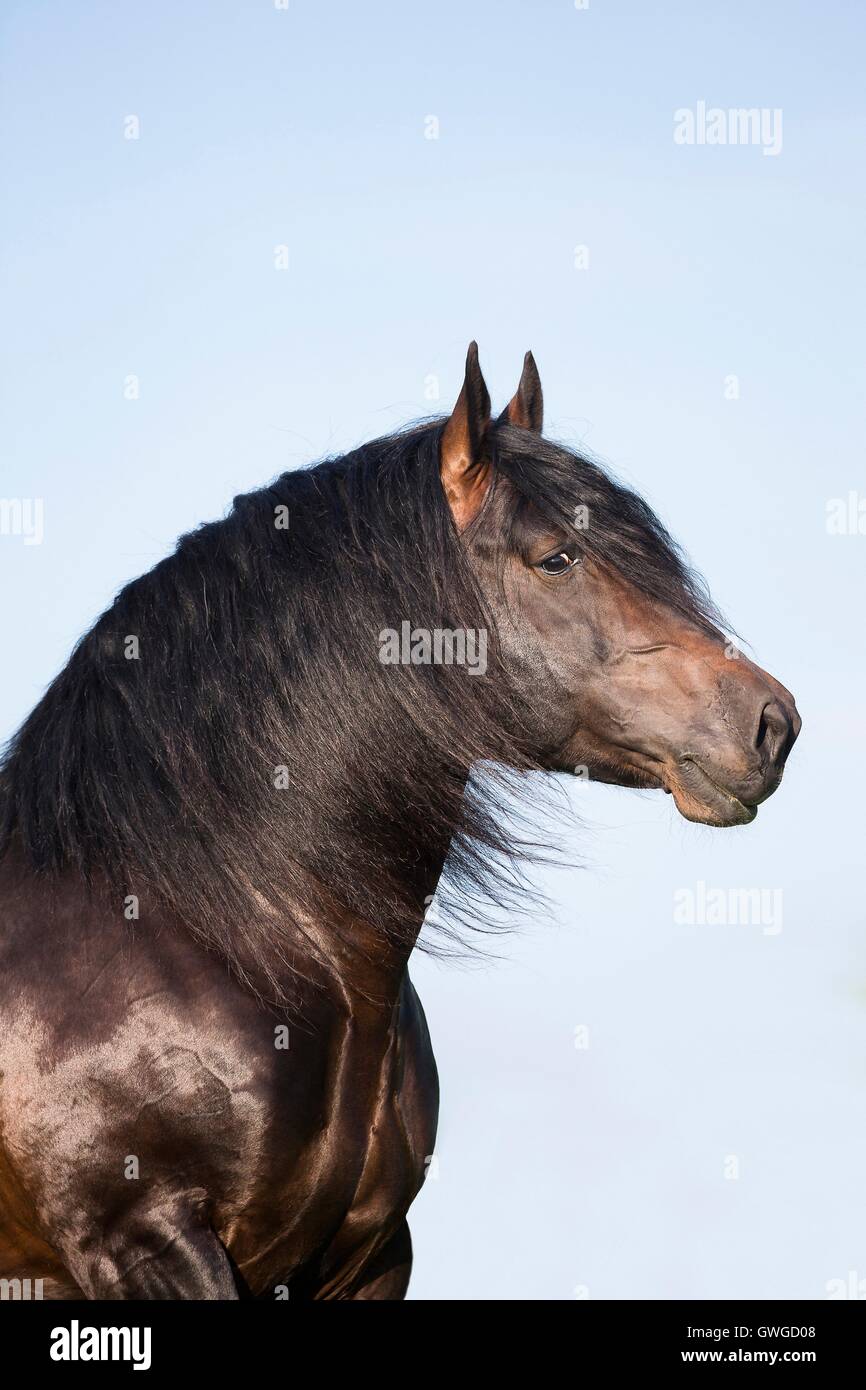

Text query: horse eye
(539, 551), (576, 576)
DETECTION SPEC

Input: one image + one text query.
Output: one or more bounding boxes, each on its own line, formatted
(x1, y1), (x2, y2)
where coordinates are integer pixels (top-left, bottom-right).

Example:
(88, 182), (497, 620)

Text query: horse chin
(665, 758), (758, 828)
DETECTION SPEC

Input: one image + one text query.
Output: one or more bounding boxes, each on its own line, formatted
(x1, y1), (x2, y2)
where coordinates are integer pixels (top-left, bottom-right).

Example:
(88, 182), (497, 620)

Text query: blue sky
(2, 0), (865, 1298)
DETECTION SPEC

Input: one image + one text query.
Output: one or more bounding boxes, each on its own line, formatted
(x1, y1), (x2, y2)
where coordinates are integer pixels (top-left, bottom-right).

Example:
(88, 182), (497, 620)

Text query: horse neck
(248, 860), (438, 1017)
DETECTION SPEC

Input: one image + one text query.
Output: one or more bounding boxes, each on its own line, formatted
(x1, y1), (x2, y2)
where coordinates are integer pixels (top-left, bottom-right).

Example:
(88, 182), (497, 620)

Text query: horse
(0, 344), (800, 1299)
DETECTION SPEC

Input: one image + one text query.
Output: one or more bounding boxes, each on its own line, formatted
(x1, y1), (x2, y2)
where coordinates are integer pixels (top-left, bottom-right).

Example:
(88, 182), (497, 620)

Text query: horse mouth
(667, 757), (758, 827)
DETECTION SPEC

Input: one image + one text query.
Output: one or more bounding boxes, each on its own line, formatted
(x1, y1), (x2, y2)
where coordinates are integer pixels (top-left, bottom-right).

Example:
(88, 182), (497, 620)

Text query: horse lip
(674, 756), (758, 822)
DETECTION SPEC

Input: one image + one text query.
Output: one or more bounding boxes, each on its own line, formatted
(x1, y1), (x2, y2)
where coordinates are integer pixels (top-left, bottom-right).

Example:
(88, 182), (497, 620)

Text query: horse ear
(440, 341), (492, 530)
(499, 350), (543, 433)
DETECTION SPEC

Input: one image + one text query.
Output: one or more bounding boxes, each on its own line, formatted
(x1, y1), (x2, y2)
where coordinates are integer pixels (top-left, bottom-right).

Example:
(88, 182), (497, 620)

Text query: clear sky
(2, 0), (865, 1299)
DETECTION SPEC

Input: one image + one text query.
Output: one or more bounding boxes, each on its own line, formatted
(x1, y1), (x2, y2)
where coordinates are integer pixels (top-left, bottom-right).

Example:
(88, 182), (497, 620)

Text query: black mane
(0, 421), (722, 1004)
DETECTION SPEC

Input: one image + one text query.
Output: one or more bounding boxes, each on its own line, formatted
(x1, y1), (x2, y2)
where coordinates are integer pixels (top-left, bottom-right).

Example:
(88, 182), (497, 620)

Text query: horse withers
(0, 346), (799, 1298)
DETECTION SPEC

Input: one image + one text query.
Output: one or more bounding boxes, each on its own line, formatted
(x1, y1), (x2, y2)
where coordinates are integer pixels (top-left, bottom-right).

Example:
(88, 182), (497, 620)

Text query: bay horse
(0, 345), (799, 1299)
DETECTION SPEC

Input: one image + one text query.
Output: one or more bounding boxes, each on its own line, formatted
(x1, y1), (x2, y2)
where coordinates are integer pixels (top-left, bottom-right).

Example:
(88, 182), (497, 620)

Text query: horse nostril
(755, 700), (794, 765)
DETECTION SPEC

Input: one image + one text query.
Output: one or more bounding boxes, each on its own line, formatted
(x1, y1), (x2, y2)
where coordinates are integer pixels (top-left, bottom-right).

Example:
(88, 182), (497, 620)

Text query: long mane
(0, 420), (722, 1005)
